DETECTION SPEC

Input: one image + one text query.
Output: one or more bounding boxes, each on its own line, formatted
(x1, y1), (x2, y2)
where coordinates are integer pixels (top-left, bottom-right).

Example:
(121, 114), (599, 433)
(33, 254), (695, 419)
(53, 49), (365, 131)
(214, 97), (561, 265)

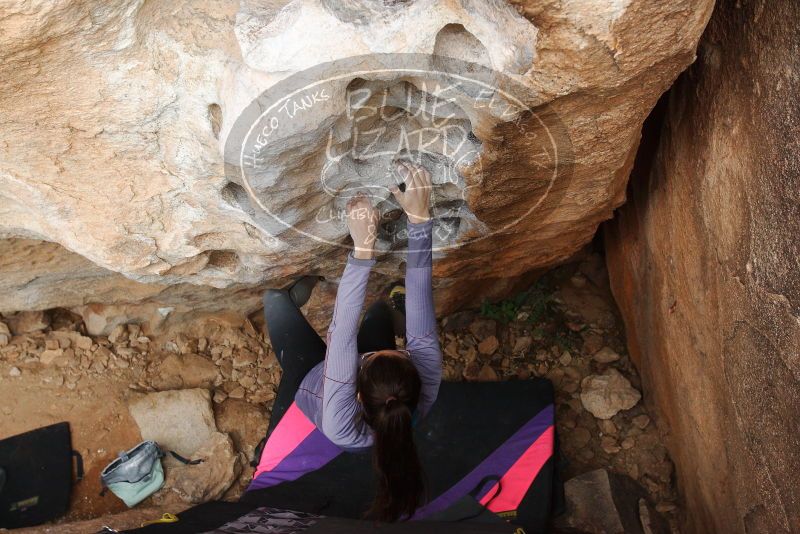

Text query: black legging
(262, 288), (397, 437)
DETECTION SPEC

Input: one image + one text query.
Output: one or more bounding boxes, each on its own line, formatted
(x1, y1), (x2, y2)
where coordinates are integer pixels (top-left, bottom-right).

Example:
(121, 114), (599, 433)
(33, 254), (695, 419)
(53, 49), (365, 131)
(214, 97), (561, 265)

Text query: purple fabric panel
(247, 428), (342, 492)
(412, 404), (554, 519)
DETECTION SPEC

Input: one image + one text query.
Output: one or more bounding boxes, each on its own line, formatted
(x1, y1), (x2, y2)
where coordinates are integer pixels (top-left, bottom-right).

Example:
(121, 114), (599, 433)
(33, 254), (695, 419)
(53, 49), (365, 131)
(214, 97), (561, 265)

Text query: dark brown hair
(357, 351), (424, 522)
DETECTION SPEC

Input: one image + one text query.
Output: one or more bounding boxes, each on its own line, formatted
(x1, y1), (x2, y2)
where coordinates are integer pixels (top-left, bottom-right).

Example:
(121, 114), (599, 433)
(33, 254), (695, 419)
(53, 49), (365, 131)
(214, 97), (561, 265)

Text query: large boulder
(0, 0), (713, 320)
(604, 0), (800, 530)
(128, 389), (240, 505)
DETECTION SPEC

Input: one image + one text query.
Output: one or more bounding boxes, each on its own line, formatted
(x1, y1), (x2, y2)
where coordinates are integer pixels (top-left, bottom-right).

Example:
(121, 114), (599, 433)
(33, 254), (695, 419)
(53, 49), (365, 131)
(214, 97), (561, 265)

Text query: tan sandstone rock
(5, 311), (50, 335)
(214, 398), (268, 459)
(148, 353), (220, 391)
(604, 0), (800, 530)
(593, 346), (620, 364)
(161, 432), (241, 504)
(580, 369), (641, 420)
(0, 0), (714, 321)
(128, 389), (217, 458)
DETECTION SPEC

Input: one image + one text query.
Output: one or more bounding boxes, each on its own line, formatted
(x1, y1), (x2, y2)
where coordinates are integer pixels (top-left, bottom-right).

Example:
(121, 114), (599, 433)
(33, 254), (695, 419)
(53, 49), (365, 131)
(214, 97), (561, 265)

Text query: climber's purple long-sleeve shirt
(295, 219), (442, 451)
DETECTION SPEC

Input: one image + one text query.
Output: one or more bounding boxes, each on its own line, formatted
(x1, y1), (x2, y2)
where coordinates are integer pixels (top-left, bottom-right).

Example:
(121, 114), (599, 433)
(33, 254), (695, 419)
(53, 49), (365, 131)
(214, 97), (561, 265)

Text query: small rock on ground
(594, 346), (621, 363)
(580, 369), (641, 420)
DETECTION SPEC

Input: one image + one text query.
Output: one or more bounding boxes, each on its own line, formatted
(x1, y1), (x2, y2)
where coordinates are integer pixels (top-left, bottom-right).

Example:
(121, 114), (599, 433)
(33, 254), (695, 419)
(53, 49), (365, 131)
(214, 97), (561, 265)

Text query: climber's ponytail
(357, 351), (424, 522)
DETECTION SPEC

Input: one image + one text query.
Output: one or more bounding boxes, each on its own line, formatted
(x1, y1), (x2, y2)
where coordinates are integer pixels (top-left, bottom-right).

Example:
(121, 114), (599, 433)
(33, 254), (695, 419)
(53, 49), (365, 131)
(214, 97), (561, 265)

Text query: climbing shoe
(388, 282), (406, 315)
(285, 275), (324, 308)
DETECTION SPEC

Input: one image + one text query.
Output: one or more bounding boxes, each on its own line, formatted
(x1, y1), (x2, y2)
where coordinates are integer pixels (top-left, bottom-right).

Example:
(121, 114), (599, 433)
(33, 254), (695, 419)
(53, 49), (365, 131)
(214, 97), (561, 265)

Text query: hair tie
(384, 396), (397, 406)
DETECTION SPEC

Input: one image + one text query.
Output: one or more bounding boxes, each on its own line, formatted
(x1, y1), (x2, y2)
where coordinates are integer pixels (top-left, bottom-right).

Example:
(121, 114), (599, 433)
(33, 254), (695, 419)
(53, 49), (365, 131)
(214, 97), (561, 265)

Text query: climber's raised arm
(391, 162), (442, 418)
(320, 194), (378, 447)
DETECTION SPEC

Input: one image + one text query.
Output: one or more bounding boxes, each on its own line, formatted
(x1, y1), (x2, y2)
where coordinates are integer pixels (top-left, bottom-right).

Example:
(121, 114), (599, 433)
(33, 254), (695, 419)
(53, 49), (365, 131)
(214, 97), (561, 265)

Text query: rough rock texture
(580, 368), (641, 420)
(214, 398), (269, 460)
(148, 353), (221, 390)
(5, 310), (50, 335)
(0, 238), (269, 333)
(129, 389), (217, 457)
(129, 388), (240, 504)
(604, 0), (800, 531)
(160, 432), (240, 504)
(0, 0), (713, 320)
(553, 469), (668, 534)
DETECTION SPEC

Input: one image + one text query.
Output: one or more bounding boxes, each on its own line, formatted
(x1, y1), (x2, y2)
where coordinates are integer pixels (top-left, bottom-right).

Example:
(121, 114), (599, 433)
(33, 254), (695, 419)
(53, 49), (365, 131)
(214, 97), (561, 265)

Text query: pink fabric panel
(253, 402), (316, 479)
(479, 425), (555, 512)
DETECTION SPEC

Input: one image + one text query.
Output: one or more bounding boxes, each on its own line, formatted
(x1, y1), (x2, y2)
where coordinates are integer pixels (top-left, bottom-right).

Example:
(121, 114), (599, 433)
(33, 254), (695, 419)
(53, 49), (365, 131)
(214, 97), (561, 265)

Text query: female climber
(261, 161), (442, 522)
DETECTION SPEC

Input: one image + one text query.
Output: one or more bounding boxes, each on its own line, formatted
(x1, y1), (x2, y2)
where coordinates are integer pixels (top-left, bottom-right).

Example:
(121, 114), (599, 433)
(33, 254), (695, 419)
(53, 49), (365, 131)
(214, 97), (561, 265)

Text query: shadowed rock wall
(605, 0), (800, 531)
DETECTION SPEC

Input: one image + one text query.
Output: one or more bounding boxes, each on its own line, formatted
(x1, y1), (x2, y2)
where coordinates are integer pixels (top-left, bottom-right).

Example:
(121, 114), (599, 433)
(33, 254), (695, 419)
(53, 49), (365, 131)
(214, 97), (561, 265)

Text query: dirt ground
(0, 252), (680, 532)
(0, 310), (274, 527)
(1, 372), (145, 521)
